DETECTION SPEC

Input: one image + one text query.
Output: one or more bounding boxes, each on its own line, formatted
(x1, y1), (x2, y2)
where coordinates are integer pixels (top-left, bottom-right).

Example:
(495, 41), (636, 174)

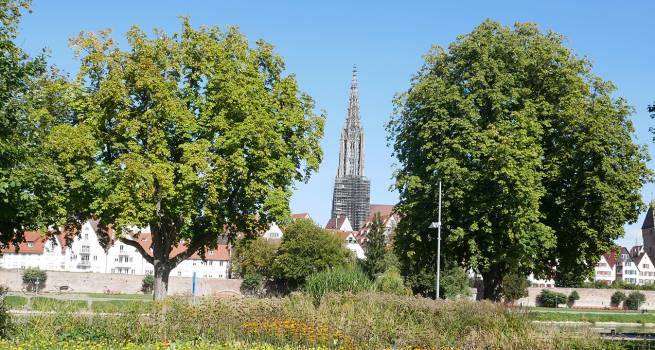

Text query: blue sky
(17, 1), (655, 246)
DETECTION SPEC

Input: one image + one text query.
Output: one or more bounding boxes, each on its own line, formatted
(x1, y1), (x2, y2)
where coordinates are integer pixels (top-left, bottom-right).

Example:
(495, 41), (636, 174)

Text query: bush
(624, 291), (646, 310)
(374, 267), (410, 296)
(536, 289), (567, 308)
(0, 285), (12, 339)
(610, 291), (626, 307)
(501, 273), (529, 304)
(271, 220), (353, 287)
(141, 275), (154, 294)
(304, 267), (373, 304)
(440, 266), (471, 299)
(22, 268), (47, 292)
(566, 290), (579, 308)
(241, 273), (264, 296)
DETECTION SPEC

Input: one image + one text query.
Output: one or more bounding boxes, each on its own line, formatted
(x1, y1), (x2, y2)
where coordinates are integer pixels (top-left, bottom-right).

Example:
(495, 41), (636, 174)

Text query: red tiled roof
(603, 250), (618, 269)
(368, 204), (395, 221)
(1, 231), (46, 254)
(325, 216), (349, 230)
(132, 232), (230, 261)
(292, 213), (311, 220)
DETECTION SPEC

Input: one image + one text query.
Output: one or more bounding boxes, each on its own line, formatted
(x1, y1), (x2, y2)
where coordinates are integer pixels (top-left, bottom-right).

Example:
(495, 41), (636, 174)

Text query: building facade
(330, 66), (370, 231)
(0, 221), (230, 279)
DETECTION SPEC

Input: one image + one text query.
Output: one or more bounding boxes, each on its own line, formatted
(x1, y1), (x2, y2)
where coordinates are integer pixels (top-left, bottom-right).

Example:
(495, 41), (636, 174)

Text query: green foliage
(3, 293), (609, 349)
(440, 266), (471, 299)
(30, 297), (87, 313)
(374, 266), (410, 296)
(47, 18), (324, 299)
(271, 219), (353, 286)
(501, 273), (529, 304)
(21, 267), (47, 292)
(231, 237), (277, 278)
(624, 291), (646, 310)
(241, 273), (264, 296)
(0, 286), (12, 339)
(566, 290), (580, 308)
(0, 0), (71, 246)
(91, 300), (152, 314)
(362, 213), (386, 279)
(304, 267), (373, 304)
(141, 274), (154, 294)
(610, 291), (626, 307)
(536, 289), (567, 308)
(388, 20), (651, 300)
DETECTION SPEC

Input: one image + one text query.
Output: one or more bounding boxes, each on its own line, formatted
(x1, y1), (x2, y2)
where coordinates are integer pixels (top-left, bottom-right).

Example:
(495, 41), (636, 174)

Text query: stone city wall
(517, 287), (655, 308)
(0, 269), (241, 296)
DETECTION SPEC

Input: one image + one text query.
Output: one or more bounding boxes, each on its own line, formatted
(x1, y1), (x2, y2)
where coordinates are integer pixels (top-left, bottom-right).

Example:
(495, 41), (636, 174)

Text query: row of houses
(0, 221), (231, 279)
(0, 204), (399, 280)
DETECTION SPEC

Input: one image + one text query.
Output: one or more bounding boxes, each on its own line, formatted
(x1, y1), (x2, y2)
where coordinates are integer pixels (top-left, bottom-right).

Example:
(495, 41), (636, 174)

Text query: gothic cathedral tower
(331, 66), (370, 231)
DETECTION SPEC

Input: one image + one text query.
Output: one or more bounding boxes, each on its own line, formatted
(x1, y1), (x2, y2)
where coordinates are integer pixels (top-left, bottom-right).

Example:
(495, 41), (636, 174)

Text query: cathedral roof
(643, 204), (655, 229)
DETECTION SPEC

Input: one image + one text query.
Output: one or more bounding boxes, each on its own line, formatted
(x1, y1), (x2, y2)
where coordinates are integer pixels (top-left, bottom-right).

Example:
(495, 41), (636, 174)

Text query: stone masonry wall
(517, 287), (655, 308)
(0, 269), (241, 296)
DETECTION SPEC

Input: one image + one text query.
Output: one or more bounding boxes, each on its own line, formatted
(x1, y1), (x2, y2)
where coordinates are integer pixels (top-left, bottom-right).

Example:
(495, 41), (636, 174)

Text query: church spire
(346, 65), (360, 129)
(331, 65), (370, 231)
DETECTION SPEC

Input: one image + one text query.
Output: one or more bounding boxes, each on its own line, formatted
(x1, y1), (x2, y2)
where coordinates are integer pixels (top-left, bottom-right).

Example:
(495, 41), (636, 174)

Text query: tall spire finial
(346, 64), (360, 128)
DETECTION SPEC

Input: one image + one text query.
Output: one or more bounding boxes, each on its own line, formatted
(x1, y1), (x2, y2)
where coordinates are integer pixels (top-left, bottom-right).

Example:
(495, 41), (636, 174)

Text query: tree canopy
(388, 20), (651, 300)
(48, 19), (324, 299)
(271, 219), (353, 287)
(0, 0), (64, 247)
(362, 213), (386, 279)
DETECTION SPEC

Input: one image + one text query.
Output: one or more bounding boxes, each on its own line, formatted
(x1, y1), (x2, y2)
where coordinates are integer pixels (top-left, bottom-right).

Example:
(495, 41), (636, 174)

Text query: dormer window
(208, 250), (215, 255)
(27, 242), (34, 248)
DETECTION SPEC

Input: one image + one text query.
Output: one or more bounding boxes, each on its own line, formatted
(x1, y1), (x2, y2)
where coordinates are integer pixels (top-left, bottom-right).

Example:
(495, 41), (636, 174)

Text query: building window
(27, 242), (34, 248)
(119, 245), (124, 252)
(219, 261), (224, 266)
(208, 250), (214, 255)
(178, 271), (182, 276)
(84, 234), (89, 241)
(93, 255), (97, 261)
(209, 261), (213, 266)
(645, 264), (650, 269)
(626, 262), (632, 266)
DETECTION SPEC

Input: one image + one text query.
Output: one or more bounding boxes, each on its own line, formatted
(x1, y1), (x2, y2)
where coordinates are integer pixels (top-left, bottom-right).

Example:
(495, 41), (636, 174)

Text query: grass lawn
(529, 310), (655, 323)
(4, 296), (27, 309)
(529, 306), (655, 314)
(85, 293), (152, 300)
(30, 297), (88, 312)
(91, 300), (152, 313)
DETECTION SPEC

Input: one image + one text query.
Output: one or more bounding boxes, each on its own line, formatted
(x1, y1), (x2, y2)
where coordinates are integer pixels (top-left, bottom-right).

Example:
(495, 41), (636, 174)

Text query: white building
(0, 221), (231, 279)
(594, 251), (617, 284)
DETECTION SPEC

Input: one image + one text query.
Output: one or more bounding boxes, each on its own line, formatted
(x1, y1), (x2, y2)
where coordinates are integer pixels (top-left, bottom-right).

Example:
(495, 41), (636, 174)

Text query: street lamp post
(429, 181), (442, 300)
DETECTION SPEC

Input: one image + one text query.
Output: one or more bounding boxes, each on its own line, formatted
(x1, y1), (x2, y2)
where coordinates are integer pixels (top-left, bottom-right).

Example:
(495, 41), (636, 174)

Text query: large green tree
(388, 20), (650, 300)
(49, 19), (324, 299)
(0, 0), (65, 247)
(271, 219), (353, 287)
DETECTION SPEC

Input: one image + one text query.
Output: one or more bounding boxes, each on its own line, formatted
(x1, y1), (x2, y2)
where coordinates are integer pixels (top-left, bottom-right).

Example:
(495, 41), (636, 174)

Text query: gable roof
(325, 216), (352, 231)
(292, 213), (311, 220)
(1, 231), (46, 254)
(602, 250), (618, 269)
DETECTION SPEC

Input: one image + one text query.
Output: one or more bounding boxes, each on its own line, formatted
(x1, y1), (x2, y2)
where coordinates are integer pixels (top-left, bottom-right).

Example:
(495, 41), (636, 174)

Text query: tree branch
(170, 238), (206, 266)
(119, 237), (154, 265)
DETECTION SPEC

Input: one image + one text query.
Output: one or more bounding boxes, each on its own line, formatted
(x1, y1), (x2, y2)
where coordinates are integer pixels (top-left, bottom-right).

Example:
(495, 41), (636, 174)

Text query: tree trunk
(481, 269), (503, 301)
(153, 259), (171, 300)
